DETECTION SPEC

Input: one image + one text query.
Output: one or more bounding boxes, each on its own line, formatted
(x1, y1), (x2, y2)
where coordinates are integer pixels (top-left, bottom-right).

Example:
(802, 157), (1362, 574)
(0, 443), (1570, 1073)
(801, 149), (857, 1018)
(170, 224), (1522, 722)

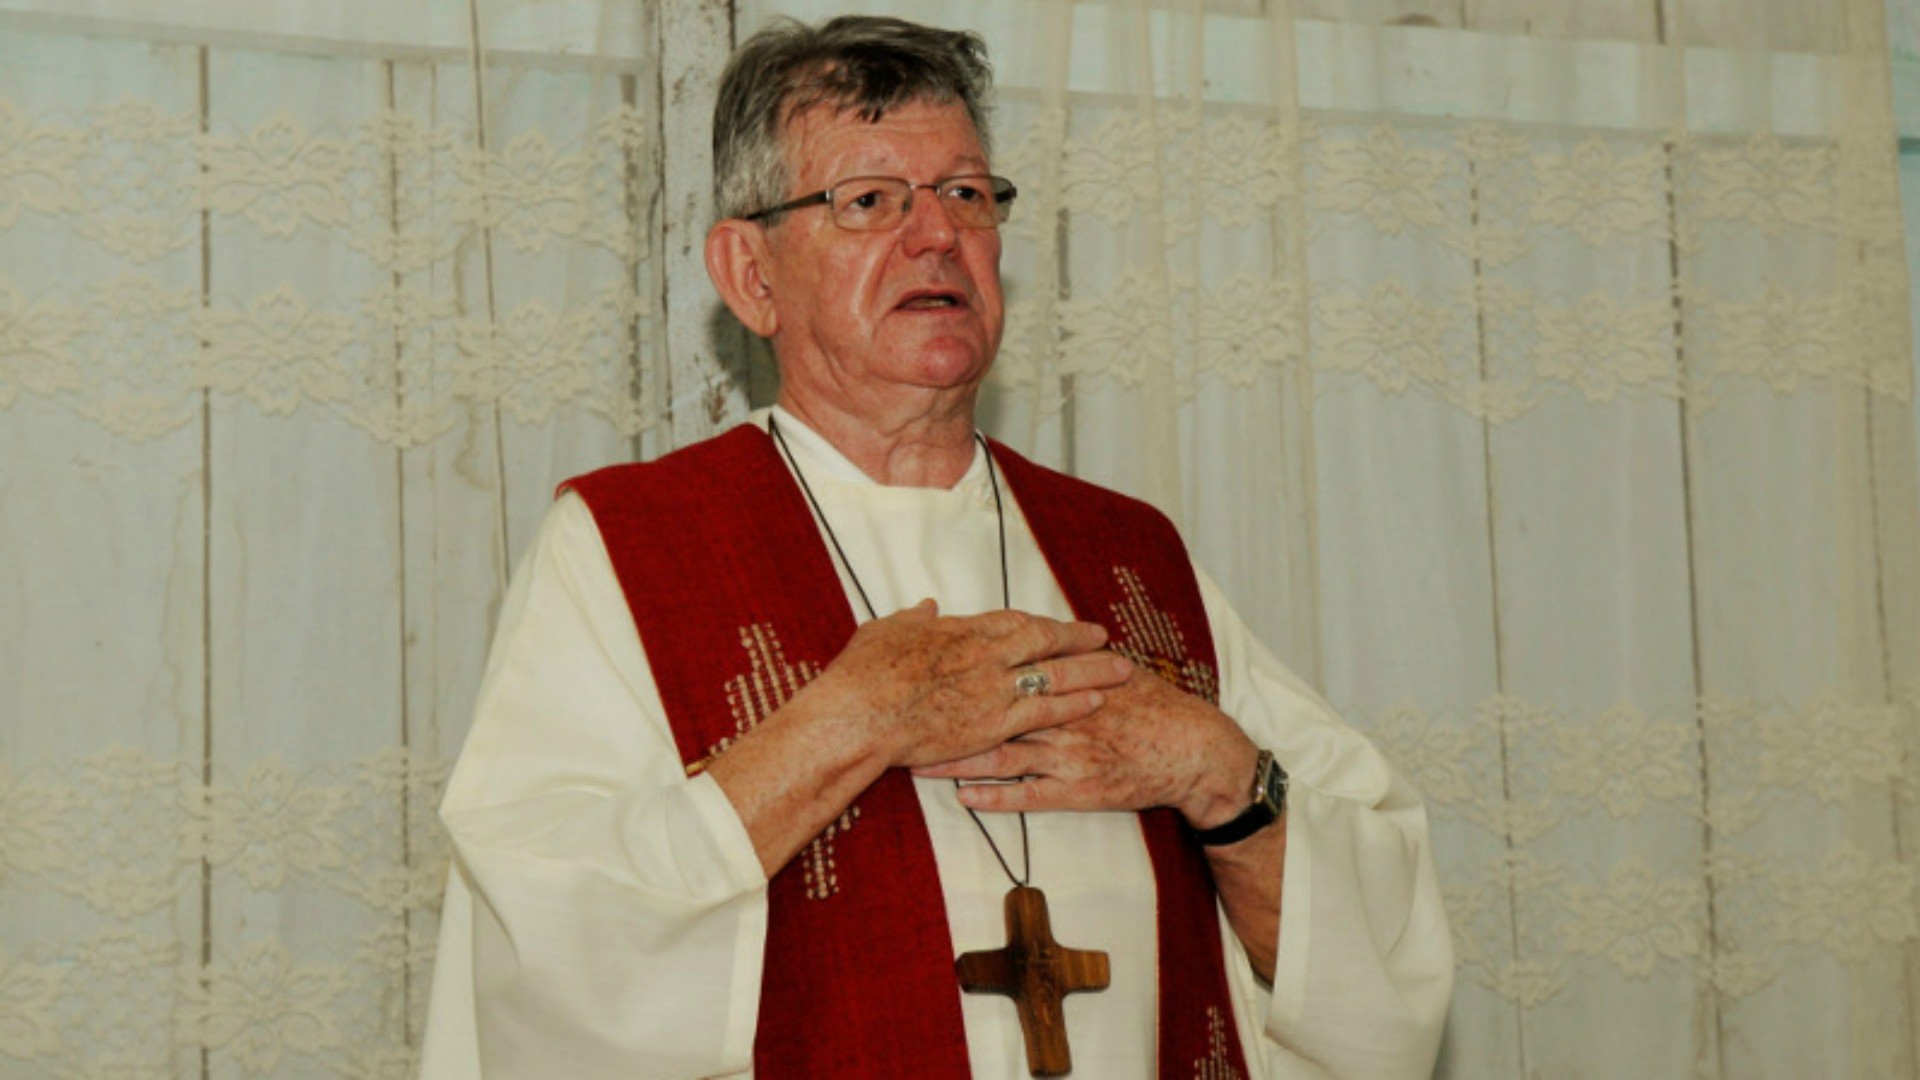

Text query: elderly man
(421, 15), (1450, 1080)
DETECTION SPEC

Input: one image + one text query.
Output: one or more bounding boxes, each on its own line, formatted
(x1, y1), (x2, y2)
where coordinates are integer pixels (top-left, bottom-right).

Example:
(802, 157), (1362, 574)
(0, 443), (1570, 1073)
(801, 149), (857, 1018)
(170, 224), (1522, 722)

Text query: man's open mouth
(898, 291), (965, 311)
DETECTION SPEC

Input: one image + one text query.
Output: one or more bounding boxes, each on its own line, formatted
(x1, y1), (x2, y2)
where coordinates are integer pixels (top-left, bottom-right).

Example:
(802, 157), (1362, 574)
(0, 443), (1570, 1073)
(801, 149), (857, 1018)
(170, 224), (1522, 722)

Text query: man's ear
(706, 219), (779, 339)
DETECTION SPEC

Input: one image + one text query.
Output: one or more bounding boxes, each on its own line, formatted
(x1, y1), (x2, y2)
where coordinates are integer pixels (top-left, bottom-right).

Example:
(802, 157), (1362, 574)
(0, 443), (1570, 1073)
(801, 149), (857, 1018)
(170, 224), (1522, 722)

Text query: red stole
(565, 425), (1251, 1079)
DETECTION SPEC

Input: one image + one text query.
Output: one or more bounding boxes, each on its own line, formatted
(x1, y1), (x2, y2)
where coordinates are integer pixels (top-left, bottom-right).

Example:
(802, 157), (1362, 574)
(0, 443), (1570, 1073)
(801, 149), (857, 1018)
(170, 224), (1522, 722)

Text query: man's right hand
(805, 599), (1135, 769)
(704, 600), (1132, 877)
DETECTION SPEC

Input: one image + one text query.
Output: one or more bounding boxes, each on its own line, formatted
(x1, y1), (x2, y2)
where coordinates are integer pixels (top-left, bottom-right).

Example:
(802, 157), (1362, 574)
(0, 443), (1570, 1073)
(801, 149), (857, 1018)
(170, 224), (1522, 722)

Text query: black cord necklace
(768, 413), (1030, 887)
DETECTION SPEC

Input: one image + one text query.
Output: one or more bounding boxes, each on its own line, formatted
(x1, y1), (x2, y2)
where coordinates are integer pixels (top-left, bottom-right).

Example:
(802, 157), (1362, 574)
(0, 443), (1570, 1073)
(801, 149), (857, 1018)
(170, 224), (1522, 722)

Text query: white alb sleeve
(420, 493), (768, 1079)
(1198, 568), (1453, 1080)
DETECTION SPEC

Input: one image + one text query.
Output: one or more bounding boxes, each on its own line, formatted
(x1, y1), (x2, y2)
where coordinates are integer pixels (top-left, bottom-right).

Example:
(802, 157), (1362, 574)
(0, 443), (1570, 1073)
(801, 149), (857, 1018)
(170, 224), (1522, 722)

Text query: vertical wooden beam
(196, 42), (215, 1080)
(658, 0), (745, 458)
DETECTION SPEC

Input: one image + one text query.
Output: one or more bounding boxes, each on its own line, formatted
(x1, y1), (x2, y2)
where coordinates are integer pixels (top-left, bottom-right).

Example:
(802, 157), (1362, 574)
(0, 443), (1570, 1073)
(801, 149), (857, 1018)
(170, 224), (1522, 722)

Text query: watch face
(1261, 759), (1288, 812)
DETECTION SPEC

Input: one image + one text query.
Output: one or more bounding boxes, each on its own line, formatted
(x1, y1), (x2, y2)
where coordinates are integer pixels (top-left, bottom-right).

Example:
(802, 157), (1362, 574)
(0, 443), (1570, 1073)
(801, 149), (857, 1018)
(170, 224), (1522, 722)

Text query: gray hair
(712, 16), (994, 223)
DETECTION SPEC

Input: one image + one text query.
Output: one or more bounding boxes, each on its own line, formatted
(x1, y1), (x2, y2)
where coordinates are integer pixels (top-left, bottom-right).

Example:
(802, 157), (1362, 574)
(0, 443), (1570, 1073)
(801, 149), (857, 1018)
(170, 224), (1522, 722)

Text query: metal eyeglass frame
(741, 174), (1018, 230)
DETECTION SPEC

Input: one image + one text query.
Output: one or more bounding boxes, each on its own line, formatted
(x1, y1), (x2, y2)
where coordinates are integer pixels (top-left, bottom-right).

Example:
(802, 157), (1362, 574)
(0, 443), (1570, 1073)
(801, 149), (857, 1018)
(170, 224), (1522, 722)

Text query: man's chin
(873, 331), (997, 388)
(900, 350), (995, 393)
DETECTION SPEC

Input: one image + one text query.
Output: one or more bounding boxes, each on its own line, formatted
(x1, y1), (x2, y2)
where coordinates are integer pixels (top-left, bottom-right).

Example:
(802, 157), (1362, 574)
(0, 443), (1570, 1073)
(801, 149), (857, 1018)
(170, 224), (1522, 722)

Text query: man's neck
(775, 390), (978, 488)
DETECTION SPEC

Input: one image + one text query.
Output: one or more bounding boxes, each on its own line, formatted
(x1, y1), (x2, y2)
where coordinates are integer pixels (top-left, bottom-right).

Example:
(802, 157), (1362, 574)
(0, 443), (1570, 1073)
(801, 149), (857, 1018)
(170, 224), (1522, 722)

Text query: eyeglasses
(742, 174), (1017, 231)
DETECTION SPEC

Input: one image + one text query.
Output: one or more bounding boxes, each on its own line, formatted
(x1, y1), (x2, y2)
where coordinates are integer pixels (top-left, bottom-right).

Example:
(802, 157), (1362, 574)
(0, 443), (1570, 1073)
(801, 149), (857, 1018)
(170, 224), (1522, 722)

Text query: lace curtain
(0, 4), (679, 1075)
(4, 1), (1919, 1077)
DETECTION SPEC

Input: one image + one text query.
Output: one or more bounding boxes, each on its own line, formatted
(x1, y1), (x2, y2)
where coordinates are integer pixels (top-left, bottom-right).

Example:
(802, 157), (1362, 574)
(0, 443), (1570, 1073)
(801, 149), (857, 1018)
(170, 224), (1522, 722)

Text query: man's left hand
(916, 659), (1287, 980)
(911, 661), (1259, 830)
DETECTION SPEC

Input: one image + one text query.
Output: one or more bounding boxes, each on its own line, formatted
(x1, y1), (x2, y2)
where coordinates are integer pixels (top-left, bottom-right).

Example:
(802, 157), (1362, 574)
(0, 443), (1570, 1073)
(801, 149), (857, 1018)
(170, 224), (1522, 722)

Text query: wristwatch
(1192, 749), (1288, 847)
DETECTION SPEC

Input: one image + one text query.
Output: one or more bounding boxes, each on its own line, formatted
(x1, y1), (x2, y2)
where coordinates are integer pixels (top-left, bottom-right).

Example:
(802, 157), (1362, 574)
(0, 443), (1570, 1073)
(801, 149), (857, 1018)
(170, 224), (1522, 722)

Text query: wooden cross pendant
(955, 885), (1111, 1077)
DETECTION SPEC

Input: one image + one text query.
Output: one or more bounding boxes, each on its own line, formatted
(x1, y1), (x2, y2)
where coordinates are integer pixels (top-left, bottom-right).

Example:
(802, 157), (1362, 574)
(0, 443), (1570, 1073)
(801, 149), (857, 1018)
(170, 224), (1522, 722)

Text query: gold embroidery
(1193, 1005), (1243, 1080)
(719, 624), (819, 745)
(705, 623), (857, 900)
(800, 806), (861, 901)
(1107, 568), (1219, 703)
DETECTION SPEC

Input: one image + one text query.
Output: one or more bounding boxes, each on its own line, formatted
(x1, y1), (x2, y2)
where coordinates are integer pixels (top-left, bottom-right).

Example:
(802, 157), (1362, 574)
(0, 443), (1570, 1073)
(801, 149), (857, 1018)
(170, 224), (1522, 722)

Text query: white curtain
(0, 3), (674, 1075)
(5, 0), (1919, 1077)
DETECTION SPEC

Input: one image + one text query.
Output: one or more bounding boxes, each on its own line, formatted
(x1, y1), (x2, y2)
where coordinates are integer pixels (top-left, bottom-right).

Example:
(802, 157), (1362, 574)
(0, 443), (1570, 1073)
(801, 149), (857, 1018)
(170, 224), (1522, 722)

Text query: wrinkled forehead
(777, 99), (989, 186)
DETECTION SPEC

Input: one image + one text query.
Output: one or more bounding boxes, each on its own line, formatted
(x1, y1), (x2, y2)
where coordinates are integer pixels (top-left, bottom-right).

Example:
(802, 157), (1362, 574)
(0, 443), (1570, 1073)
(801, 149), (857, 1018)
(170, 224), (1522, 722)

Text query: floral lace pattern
(0, 747), (447, 1077)
(0, 97), (660, 445)
(5, 692), (1911, 1068)
(987, 111), (1912, 419)
(7, 88), (1908, 439)
(1355, 692), (1920, 1009)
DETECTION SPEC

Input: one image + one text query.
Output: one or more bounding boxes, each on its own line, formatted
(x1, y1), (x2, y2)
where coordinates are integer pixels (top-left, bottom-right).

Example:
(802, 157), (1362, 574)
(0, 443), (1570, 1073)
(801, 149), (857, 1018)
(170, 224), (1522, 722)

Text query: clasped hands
(804, 599), (1258, 831)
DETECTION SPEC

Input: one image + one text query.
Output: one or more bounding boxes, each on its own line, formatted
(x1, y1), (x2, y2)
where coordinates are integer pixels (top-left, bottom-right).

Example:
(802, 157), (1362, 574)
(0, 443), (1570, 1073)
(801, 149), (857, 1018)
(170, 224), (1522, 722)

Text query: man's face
(757, 100), (1005, 405)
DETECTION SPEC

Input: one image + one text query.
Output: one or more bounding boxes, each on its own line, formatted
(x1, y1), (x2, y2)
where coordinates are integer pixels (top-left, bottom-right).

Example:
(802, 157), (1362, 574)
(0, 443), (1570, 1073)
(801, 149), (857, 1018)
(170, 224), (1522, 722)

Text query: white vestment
(420, 408), (1452, 1079)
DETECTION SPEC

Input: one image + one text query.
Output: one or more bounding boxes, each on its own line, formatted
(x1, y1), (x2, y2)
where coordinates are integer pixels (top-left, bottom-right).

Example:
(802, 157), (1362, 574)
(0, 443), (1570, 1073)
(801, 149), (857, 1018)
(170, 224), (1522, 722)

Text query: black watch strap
(1192, 749), (1288, 847)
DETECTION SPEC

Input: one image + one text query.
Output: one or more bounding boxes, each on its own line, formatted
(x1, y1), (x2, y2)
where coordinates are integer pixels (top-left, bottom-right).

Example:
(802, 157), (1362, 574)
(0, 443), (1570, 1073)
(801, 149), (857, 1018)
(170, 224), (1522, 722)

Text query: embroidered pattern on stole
(1194, 1006), (1245, 1080)
(1107, 566), (1221, 704)
(1110, 574), (1242, 1077)
(713, 622), (857, 900)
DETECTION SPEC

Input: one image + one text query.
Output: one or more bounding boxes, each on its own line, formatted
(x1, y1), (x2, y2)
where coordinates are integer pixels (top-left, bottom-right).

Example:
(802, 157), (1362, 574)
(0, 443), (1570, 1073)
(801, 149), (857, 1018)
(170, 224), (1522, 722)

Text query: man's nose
(898, 186), (960, 254)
